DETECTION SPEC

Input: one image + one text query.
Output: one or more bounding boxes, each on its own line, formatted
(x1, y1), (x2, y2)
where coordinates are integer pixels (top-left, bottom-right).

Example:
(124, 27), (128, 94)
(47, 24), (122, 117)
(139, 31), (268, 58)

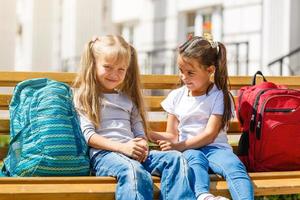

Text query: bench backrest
(1, 71), (300, 160)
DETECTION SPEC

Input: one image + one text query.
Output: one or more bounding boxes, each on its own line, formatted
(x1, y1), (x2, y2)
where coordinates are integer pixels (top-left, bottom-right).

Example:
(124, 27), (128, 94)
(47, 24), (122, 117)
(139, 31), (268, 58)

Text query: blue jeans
(91, 150), (196, 200)
(183, 146), (254, 200)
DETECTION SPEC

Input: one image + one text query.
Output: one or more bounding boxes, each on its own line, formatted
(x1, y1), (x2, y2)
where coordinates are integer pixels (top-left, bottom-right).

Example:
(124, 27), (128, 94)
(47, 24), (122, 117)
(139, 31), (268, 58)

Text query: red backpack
(236, 71), (300, 172)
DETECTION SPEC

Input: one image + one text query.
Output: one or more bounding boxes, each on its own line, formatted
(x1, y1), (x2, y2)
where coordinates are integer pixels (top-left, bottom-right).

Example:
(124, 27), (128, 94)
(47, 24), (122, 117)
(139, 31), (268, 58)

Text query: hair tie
(203, 33), (219, 53)
(90, 36), (100, 50)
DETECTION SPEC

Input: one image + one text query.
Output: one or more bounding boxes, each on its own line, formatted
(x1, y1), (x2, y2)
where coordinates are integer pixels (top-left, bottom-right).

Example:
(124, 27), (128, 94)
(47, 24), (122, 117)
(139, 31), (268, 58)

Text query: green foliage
(0, 136), (9, 147)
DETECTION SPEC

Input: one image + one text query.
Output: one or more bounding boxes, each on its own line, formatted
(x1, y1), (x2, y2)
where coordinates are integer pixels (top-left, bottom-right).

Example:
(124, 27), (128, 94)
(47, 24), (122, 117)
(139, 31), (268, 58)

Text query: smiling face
(95, 55), (128, 93)
(177, 54), (215, 96)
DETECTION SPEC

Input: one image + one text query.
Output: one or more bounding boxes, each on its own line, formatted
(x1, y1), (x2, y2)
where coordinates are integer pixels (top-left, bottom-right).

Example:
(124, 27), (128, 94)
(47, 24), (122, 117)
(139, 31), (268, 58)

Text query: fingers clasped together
(123, 137), (149, 163)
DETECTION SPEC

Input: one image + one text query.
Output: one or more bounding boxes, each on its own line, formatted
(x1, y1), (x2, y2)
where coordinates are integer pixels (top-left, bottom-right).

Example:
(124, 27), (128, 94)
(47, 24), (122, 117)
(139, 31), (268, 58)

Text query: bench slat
(0, 119), (9, 133)
(1, 71), (300, 89)
(0, 119), (242, 135)
(0, 95), (239, 111)
(1, 171), (299, 183)
(1, 179), (299, 200)
(0, 95), (239, 112)
(1, 173), (300, 198)
(0, 72), (180, 89)
(0, 94), (11, 110)
(0, 95), (165, 111)
(0, 147), (8, 159)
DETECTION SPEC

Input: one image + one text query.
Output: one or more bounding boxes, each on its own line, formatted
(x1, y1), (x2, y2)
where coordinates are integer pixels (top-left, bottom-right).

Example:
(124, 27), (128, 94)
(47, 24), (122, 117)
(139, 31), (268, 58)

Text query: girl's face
(95, 56), (128, 93)
(177, 54), (214, 96)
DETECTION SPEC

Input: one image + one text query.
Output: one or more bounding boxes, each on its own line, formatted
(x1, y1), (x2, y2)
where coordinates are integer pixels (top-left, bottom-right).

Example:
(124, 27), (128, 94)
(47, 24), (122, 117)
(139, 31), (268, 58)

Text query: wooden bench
(0, 71), (300, 199)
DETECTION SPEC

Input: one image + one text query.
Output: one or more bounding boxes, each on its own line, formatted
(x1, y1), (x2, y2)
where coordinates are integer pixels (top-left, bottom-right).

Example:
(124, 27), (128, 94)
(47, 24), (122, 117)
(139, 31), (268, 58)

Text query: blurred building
(0, 0), (299, 75)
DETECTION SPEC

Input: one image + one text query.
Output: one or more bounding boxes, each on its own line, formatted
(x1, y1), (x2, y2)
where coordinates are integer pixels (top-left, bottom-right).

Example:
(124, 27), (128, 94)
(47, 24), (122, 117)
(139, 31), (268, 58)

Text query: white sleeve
(212, 92), (235, 119)
(211, 91), (224, 115)
(161, 89), (180, 115)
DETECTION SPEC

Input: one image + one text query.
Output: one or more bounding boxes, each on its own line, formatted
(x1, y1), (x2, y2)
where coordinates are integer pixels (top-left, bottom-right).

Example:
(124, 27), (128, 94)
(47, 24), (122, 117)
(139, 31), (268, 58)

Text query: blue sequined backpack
(1, 78), (90, 176)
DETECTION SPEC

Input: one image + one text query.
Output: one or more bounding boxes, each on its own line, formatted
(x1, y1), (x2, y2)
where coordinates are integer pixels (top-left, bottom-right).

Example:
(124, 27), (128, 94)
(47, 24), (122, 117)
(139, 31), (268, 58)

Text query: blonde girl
(73, 35), (195, 200)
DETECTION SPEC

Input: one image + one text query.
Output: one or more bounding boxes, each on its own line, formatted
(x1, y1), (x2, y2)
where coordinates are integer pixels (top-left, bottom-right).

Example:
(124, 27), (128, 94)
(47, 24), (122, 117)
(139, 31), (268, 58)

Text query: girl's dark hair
(178, 36), (233, 129)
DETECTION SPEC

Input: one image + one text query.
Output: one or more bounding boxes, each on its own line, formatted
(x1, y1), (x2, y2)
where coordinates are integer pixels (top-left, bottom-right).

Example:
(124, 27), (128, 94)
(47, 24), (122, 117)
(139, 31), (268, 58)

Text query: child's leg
(91, 150), (153, 200)
(202, 146), (254, 200)
(143, 150), (196, 200)
(183, 149), (210, 198)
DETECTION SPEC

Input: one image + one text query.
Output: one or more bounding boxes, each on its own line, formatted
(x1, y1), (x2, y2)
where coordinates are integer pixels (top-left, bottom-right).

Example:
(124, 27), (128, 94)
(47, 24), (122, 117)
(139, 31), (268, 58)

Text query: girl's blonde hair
(73, 35), (148, 134)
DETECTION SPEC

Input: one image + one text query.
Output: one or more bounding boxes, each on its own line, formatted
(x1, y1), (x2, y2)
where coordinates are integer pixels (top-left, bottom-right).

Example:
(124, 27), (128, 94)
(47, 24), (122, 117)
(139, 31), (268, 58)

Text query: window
(186, 12), (196, 38)
(202, 14), (212, 34)
(121, 25), (135, 44)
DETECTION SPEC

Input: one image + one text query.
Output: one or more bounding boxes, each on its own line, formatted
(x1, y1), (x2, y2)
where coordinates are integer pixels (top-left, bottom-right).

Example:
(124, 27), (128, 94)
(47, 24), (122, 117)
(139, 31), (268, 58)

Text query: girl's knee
(162, 150), (183, 162)
(162, 151), (189, 168)
(119, 162), (152, 182)
(183, 149), (208, 164)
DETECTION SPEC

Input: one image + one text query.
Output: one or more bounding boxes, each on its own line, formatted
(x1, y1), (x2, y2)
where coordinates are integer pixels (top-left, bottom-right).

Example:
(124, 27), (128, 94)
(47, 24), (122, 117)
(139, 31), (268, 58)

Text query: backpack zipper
(249, 89), (272, 132)
(237, 90), (245, 125)
(265, 108), (295, 112)
(256, 91), (300, 140)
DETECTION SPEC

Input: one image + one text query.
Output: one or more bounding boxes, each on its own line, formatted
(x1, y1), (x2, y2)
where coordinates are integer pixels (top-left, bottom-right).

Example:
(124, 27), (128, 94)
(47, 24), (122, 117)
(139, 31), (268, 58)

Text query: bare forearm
(176, 132), (215, 151)
(148, 131), (178, 143)
(88, 134), (124, 153)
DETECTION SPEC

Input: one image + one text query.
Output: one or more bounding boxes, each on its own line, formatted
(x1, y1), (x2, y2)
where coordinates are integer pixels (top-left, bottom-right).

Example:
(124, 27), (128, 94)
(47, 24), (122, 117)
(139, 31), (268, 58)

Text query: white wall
(15, 0), (33, 71)
(262, 0), (292, 75)
(0, 0), (16, 70)
(30, 0), (61, 71)
(63, 0), (116, 72)
(222, 0), (263, 75)
(289, 0), (300, 75)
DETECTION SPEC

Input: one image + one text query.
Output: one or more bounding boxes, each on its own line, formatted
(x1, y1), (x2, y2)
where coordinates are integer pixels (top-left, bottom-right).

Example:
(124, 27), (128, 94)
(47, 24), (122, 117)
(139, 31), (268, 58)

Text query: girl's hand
(158, 140), (184, 152)
(120, 138), (148, 162)
(135, 138), (149, 162)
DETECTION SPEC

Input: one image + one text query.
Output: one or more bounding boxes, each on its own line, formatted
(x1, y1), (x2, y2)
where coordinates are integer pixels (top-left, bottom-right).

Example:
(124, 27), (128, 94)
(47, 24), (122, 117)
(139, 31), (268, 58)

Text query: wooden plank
(0, 95), (166, 111)
(0, 95), (238, 112)
(149, 120), (241, 133)
(0, 171), (299, 183)
(0, 72), (180, 90)
(142, 75), (180, 89)
(0, 176), (160, 184)
(0, 71), (76, 86)
(149, 121), (166, 132)
(0, 94), (11, 110)
(1, 71), (300, 89)
(228, 76), (300, 89)
(211, 178), (300, 197)
(0, 183), (161, 200)
(145, 96), (164, 111)
(0, 176), (300, 198)
(248, 171), (300, 180)
(0, 177), (161, 200)
(0, 147), (8, 160)
(0, 119), (9, 133)
(0, 119), (241, 136)
(209, 171), (300, 181)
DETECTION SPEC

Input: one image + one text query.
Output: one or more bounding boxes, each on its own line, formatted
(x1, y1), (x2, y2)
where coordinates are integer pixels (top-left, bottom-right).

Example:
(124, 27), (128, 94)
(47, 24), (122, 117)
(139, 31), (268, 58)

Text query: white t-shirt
(161, 85), (232, 149)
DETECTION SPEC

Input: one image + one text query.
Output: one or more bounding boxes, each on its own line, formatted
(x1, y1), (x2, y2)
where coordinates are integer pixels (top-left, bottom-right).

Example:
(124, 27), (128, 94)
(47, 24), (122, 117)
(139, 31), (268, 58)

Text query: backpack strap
(0, 164), (9, 177)
(252, 71), (267, 85)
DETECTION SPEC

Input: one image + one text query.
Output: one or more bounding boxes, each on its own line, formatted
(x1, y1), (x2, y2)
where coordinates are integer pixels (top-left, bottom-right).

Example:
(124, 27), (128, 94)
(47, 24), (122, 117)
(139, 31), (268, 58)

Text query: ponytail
(214, 42), (233, 129)
(73, 39), (101, 128)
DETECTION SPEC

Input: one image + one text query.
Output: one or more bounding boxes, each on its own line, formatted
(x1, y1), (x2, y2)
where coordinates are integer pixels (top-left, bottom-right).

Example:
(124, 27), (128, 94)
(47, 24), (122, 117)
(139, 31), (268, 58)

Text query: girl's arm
(148, 114), (179, 143)
(159, 114), (222, 152)
(88, 134), (148, 160)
